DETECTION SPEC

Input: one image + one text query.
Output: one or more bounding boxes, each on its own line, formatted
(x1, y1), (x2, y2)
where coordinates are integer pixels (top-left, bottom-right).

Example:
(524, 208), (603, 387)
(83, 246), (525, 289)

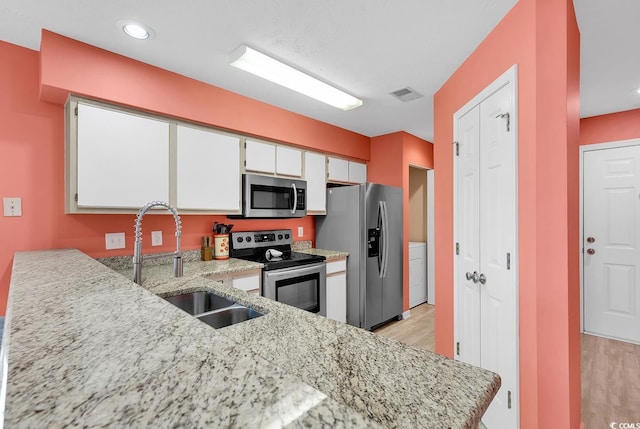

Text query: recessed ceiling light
(117, 20), (155, 40)
(636, 87), (640, 95)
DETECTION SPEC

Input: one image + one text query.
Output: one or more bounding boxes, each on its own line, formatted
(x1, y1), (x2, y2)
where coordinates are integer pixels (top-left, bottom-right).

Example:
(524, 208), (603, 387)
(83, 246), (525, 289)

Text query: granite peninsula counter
(3, 249), (500, 428)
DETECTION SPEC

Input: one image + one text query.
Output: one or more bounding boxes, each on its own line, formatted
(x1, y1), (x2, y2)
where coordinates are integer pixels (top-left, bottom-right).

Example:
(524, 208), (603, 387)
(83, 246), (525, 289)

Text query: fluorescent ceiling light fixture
(118, 20), (155, 40)
(230, 45), (363, 111)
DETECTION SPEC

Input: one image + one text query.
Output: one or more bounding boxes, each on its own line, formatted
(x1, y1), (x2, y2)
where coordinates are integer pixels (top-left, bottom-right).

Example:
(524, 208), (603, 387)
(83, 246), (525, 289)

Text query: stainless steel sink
(197, 306), (264, 329)
(164, 291), (235, 315)
(163, 291), (264, 328)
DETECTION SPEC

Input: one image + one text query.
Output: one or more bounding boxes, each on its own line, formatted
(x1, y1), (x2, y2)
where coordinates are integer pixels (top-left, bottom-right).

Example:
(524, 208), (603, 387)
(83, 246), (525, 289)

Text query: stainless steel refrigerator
(315, 183), (403, 330)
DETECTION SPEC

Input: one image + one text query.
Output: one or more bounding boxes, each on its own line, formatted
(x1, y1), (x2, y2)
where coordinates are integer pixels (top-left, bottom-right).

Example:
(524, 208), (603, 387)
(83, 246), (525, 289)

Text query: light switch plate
(298, 226), (304, 237)
(151, 231), (163, 246)
(3, 197), (22, 217)
(105, 232), (126, 250)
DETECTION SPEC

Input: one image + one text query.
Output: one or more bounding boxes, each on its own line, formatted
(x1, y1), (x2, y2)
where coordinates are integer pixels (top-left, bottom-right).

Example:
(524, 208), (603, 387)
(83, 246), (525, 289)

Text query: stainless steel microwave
(240, 173), (307, 218)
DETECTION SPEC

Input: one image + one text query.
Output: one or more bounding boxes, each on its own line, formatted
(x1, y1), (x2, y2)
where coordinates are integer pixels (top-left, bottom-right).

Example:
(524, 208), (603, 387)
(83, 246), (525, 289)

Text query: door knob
(586, 248), (595, 255)
(479, 273), (487, 285)
(586, 237), (595, 243)
(465, 271), (479, 283)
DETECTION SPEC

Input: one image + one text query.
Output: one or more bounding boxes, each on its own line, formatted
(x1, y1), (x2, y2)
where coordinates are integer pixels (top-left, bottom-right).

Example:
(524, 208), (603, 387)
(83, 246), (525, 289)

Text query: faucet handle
(174, 254), (183, 277)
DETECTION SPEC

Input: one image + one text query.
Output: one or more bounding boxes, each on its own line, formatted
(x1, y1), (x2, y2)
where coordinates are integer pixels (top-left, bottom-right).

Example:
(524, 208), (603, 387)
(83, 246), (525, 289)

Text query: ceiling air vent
(390, 87), (423, 102)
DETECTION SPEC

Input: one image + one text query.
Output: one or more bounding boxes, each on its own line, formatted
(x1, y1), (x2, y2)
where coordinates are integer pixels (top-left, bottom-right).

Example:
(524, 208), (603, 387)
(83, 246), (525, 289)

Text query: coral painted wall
(580, 108), (640, 146)
(433, 0), (580, 427)
(369, 132), (434, 311)
(0, 34), (372, 316)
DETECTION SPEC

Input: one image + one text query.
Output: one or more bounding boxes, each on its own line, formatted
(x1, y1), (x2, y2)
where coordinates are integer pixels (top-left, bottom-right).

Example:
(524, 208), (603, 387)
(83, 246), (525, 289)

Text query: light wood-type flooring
(581, 333), (640, 428)
(373, 304), (640, 427)
(373, 303), (434, 352)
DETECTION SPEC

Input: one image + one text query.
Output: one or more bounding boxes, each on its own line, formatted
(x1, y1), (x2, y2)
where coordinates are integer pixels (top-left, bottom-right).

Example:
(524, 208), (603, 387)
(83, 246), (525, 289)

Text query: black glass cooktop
(239, 251), (325, 271)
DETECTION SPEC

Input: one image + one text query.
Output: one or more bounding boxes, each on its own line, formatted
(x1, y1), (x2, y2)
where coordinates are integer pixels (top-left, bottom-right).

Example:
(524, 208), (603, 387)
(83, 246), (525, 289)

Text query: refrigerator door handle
(380, 200), (390, 279)
(377, 202), (383, 277)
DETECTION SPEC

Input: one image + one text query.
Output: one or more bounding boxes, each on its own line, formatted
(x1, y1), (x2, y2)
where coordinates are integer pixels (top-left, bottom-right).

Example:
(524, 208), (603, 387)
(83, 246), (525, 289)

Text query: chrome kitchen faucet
(133, 201), (183, 285)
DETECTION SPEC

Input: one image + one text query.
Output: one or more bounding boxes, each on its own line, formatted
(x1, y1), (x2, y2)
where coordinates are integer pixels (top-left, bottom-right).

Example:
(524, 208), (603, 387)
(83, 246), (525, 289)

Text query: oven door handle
(264, 262), (325, 279)
(291, 182), (298, 215)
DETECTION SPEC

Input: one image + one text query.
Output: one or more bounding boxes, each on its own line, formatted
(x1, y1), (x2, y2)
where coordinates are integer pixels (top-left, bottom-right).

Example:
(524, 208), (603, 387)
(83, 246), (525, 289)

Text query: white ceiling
(0, 1), (638, 142)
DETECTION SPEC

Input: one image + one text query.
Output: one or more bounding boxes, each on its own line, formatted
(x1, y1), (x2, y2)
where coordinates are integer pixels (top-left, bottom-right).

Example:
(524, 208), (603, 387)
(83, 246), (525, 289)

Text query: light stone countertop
(296, 248), (349, 261)
(3, 249), (375, 428)
(3, 248), (500, 428)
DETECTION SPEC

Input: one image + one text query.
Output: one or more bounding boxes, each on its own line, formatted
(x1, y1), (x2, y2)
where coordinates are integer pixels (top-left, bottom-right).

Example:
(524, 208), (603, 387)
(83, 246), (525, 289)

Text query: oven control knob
(285, 233), (290, 239)
(237, 237), (244, 243)
(246, 236), (252, 242)
(278, 234), (283, 240)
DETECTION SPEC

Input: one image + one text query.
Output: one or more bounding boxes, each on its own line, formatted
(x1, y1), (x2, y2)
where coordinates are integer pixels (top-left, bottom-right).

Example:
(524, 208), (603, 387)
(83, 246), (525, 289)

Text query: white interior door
(478, 83), (518, 428)
(455, 66), (518, 428)
(583, 144), (640, 344)
(457, 105), (482, 367)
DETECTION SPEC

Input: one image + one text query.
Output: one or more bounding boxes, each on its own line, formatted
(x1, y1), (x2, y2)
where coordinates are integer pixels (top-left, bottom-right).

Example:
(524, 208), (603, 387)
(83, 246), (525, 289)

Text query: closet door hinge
(508, 390), (512, 409)
(456, 342), (460, 356)
(74, 106), (78, 116)
(454, 141), (459, 156)
(455, 242), (459, 255)
(507, 253), (511, 270)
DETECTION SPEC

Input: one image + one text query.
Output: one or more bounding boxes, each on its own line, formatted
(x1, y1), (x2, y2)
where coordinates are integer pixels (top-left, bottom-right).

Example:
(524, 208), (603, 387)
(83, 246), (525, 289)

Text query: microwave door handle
(291, 183), (298, 215)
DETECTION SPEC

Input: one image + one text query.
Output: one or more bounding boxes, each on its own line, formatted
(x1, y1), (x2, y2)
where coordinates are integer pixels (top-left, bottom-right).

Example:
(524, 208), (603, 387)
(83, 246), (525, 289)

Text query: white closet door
(455, 67), (518, 429)
(456, 104), (482, 367)
(478, 82), (518, 428)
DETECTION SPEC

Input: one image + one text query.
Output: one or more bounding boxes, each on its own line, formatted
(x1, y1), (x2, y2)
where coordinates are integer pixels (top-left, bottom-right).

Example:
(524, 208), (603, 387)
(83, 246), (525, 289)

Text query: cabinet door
(327, 157), (349, 182)
(276, 146), (303, 177)
(304, 152), (327, 213)
(245, 140), (276, 174)
(348, 161), (367, 184)
(326, 272), (347, 323)
(76, 103), (169, 208)
(177, 125), (240, 211)
(232, 273), (261, 293)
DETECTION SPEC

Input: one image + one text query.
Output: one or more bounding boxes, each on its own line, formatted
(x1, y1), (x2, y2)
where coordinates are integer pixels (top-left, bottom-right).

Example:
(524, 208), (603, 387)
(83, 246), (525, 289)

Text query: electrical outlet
(3, 197), (22, 217)
(298, 226), (304, 237)
(151, 231), (163, 246)
(105, 232), (126, 250)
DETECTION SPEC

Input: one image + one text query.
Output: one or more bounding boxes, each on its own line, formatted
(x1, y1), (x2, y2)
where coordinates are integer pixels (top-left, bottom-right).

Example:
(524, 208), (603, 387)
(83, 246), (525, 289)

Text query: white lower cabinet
(207, 270), (261, 295)
(325, 258), (347, 323)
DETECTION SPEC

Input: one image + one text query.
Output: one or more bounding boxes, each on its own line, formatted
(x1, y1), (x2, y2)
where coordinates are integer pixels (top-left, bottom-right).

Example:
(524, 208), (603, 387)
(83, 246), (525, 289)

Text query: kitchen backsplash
(99, 240), (312, 271)
(291, 240), (312, 251)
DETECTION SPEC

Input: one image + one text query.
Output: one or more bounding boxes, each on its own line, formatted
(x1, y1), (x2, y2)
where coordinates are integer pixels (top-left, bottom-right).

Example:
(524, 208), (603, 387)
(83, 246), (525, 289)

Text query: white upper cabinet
(75, 102), (170, 208)
(304, 151), (327, 214)
(244, 140), (303, 178)
(327, 157), (367, 184)
(245, 140), (276, 174)
(176, 125), (240, 212)
(276, 146), (303, 177)
(348, 161), (367, 184)
(327, 157), (349, 182)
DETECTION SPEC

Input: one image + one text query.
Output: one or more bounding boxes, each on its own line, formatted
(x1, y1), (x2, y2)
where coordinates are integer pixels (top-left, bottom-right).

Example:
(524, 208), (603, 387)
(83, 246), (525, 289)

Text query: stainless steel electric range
(230, 229), (326, 316)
